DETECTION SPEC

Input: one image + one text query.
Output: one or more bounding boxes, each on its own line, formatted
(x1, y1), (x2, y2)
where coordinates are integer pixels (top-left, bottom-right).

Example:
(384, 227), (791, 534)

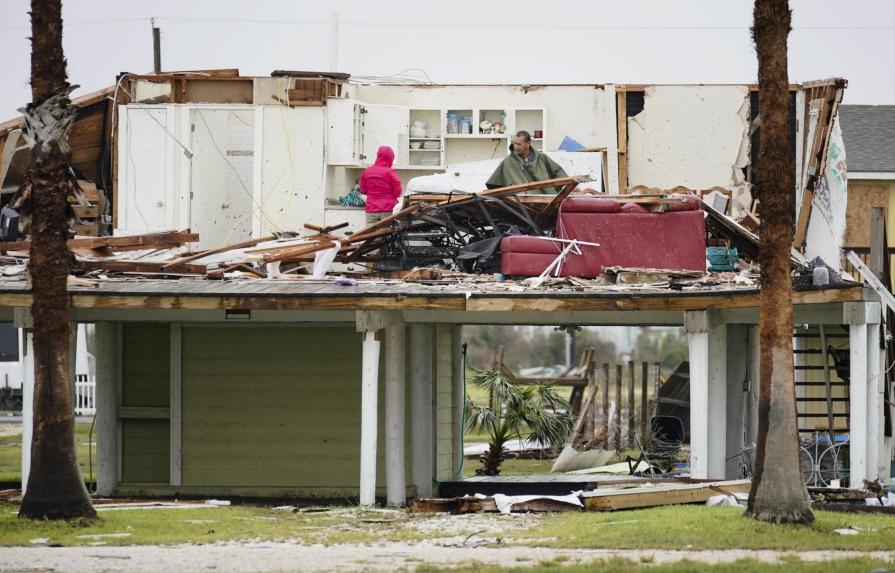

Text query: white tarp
(804, 117), (848, 271)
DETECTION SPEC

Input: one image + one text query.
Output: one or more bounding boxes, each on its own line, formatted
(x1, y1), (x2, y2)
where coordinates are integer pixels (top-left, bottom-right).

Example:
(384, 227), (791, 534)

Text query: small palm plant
(465, 368), (573, 476)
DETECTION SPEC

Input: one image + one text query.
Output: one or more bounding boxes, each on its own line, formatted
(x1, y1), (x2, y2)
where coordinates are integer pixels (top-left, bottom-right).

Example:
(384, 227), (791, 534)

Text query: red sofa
(500, 196), (706, 278)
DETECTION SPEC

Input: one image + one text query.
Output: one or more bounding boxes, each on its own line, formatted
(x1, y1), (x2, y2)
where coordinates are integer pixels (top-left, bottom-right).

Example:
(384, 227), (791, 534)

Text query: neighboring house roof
(839, 105), (895, 174)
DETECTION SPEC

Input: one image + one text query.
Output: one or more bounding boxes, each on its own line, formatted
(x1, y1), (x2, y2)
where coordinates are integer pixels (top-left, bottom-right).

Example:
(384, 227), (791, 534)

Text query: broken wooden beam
(536, 181), (579, 225)
(77, 260), (207, 275)
(304, 221), (349, 234)
(163, 234), (276, 268)
(0, 230), (199, 253)
(581, 479), (751, 511)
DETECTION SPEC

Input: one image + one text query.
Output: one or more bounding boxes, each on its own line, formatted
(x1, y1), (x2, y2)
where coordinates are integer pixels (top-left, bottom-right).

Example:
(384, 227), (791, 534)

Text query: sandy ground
(0, 420), (21, 438)
(1, 540), (893, 572)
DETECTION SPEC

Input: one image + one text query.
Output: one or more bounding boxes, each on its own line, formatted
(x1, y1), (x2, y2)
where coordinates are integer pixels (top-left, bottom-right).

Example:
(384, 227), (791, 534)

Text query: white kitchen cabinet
(326, 99), (406, 167)
(323, 206), (368, 235)
(116, 105), (179, 234)
(189, 107), (256, 249)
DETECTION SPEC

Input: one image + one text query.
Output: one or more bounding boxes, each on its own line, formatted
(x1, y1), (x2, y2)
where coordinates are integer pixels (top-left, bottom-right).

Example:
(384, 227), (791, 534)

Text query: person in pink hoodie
(359, 146), (402, 226)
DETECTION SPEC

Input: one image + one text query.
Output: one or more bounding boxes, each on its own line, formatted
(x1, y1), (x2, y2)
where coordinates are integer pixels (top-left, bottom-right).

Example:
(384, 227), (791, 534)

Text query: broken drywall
(626, 86), (752, 215)
(804, 117), (848, 271)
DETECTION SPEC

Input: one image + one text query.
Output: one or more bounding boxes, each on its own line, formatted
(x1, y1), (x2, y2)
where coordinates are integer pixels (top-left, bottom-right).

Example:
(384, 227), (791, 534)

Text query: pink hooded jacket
(359, 146), (403, 213)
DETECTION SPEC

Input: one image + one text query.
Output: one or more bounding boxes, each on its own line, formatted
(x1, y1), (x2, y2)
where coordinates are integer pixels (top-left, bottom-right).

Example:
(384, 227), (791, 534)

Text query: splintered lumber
(581, 479), (752, 511)
(350, 204), (421, 241)
(259, 225), (401, 264)
(77, 260), (207, 275)
(163, 234), (276, 268)
(376, 268), (443, 281)
(304, 221), (349, 234)
(403, 176), (589, 208)
(536, 181), (579, 225)
(479, 176), (589, 199)
(0, 230), (198, 253)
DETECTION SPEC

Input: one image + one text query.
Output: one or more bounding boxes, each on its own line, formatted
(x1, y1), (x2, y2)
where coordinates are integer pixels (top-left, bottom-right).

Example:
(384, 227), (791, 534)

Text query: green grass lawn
(0, 421), (95, 483)
(516, 505), (895, 552)
(421, 559), (893, 573)
(0, 503), (438, 547)
(2, 502), (895, 558)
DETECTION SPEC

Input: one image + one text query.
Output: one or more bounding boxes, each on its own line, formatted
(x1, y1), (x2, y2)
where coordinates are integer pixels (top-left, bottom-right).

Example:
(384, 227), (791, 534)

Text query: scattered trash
(866, 492), (895, 507)
(491, 492), (583, 515)
(706, 493), (746, 508)
(205, 499), (231, 506)
(76, 532), (132, 540)
(834, 526), (864, 536)
(551, 446), (613, 473)
(566, 460), (651, 475)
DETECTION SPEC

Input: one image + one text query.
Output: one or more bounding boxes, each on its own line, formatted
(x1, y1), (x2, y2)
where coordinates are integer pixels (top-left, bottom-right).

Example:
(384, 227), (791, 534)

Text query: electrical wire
(115, 82), (282, 235)
(454, 341), (468, 480)
(193, 108), (282, 234)
(4, 17), (891, 33)
(124, 107), (151, 230)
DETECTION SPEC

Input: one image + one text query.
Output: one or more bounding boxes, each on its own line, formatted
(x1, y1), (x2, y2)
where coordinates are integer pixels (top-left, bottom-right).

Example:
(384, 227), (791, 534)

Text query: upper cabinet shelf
(328, 101), (547, 169)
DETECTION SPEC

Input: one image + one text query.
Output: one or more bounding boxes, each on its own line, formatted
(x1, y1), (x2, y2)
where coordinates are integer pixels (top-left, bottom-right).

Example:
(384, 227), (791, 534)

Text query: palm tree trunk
(746, 0), (813, 524)
(477, 442), (506, 476)
(18, 0), (95, 520)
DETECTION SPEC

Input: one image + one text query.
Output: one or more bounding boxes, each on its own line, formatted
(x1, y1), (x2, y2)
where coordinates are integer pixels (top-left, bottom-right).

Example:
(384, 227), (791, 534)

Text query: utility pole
(329, 10), (340, 72)
(151, 18), (161, 73)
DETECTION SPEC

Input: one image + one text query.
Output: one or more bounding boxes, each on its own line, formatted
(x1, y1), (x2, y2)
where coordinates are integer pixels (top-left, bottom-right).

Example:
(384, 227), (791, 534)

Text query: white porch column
(384, 323), (406, 506)
(846, 301), (882, 486)
(359, 330), (381, 506)
(94, 322), (119, 495)
(410, 323), (434, 498)
(19, 329), (33, 493)
(684, 310), (727, 479)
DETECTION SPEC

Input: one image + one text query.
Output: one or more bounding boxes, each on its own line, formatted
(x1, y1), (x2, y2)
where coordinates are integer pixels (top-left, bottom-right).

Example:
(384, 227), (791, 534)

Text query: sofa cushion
(558, 197), (621, 213)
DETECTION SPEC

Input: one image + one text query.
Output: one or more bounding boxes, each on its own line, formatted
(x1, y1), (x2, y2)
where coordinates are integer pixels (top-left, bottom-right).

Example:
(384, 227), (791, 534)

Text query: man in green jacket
(485, 131), (568, 194)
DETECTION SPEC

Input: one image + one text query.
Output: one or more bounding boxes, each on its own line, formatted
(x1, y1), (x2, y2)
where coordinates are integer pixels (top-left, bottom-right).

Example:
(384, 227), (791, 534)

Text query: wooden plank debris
(536, 181), (579, 225)
(846, 250), (895, 315)
(581, 479), (751, 511)
(0, 230), (198, 253)
(78, 260), (207, 275)
(163, 234), (276, 267)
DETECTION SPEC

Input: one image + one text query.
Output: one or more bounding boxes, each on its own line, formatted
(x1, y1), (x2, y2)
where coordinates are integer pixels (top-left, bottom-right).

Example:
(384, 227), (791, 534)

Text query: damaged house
(0, 70), (889, 504)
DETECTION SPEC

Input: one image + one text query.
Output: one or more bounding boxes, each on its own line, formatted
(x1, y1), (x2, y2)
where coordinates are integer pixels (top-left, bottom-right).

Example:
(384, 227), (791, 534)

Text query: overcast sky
(0, 0), (893, 118)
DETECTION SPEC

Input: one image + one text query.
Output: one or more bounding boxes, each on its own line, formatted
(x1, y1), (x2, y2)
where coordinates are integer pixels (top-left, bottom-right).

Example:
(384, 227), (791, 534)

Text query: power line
(1, 16), (893, 32)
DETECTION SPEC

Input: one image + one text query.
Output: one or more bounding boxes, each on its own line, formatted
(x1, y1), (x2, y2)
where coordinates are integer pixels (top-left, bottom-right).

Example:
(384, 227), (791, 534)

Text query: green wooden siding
(120, 323), (170, 485)
(121, 419), (170, 483)
(122, 323), (170, 407)
(180, 326), (393, 491)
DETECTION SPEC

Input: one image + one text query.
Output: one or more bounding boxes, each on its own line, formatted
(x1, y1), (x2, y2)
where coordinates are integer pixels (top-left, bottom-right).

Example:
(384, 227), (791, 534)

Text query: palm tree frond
(465, 402), (496, 435)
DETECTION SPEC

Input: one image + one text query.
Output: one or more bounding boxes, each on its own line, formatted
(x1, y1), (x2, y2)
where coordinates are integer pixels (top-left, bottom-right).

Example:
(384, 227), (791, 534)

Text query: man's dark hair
(515, 130), (532, 142)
